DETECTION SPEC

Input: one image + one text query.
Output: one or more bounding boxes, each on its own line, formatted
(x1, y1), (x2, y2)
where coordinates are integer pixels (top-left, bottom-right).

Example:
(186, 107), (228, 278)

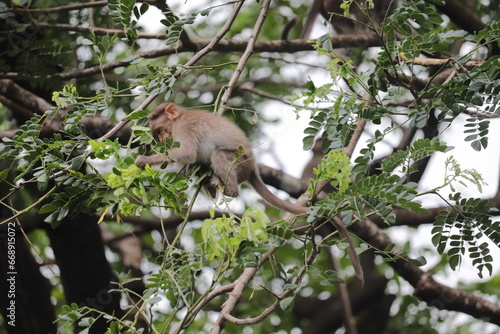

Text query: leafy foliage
(381, 138), (451, 174)
(312, 151), (352, 193)
(386, 0), (445, 37)
(108, 0), (149, 45)
(105, 163), (189, 216)
(202, 207), (270, 261)
(432, 196), (499, 278)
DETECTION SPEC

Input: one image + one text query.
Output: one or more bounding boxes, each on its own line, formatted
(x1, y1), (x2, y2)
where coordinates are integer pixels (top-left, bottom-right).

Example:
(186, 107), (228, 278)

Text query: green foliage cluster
(432, 193), (499, 278)
(312, 151), (352, 193)
(160, 9), (198, 46)
(109, 0), (149, 45)
(291, 0), (500, 282)
(386, 0), (445, 37)
(105, 163), (189, 216)
(381, 138), (450, 174)
(202, 207), (270, 261)
(312, 160), (428, 227)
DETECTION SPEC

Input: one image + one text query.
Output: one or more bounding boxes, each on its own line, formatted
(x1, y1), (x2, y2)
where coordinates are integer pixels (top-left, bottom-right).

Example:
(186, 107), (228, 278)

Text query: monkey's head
(148, 103), (181, 142)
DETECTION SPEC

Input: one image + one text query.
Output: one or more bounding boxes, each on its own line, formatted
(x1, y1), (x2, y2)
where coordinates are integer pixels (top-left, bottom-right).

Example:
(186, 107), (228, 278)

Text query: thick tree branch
(351, 219), (500, 325)
(0, 79), (53, 113)
(258, 164), (308, 199)
(0, 34), (381, 81)
(432, 0), (485, 34)
(11, 1), (107, 13)
(9, 0), (175, 14)
(0, 79), (132, 143)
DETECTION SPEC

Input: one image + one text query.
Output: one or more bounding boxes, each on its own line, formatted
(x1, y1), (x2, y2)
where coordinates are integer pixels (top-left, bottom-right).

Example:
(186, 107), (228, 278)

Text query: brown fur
(135, 103), (309, 214)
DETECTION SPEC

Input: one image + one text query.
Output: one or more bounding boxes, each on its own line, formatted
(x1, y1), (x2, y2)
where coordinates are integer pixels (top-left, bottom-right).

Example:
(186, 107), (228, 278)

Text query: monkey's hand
(134, 154), (168, 167)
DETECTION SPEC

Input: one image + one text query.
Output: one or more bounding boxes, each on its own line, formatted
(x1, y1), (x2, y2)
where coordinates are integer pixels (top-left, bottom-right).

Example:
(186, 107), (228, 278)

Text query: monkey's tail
(249, 173), (310, 215)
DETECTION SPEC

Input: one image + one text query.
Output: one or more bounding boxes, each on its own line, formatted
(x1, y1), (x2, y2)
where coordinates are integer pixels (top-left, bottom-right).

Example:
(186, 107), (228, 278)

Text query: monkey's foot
(210, 175), (222, 187)
(210, 176), (239, 198)
(205, 184), (217, 198)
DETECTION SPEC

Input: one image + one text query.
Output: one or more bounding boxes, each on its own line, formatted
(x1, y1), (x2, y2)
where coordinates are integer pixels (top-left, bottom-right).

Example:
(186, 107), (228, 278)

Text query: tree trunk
(47, 213), (123, 333)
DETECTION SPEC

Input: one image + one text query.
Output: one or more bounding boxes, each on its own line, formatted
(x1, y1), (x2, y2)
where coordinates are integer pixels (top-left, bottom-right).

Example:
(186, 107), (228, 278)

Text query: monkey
(134, 103), (310, 215)
(136, 104), (363, 281)
(281, 16), (298, 40)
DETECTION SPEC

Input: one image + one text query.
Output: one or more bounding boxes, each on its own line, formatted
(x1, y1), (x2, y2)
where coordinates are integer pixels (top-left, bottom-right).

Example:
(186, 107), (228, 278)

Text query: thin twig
(211, 250), (274, 333)
(178, 0), (245, 73)
(217, 0), (272, 115)
(96, 0), (246, 143)
(15, 216), (57, 275)
(169, 284), (236, 334)
(239, 85), (295, 106)
(328, 248), (357, 334)
(398, 52), (485, 68)
(96, 94), (157, 142)
(219, 246), (318, 326)
(0, 186), (57, 226)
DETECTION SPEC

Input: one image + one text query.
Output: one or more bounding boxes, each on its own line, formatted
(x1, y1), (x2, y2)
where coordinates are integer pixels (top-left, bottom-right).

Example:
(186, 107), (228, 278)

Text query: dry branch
(398, 52), (485, 68)
(217, 0), (272, 114)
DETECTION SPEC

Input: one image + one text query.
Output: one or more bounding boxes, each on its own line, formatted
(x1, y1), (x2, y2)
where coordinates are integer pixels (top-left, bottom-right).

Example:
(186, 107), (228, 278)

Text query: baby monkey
(134, 103), (309, 215)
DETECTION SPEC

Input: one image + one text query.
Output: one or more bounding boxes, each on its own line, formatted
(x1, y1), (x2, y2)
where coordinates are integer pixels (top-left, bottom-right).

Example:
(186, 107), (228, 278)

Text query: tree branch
(0, 79), (53, 113)
(351, 219), (500, 325)
(217, 0), (272, 114)
(398, 52), (485, 68)
(0, 34), (381, 81)
(96, 0), (246, 142)
(210, 251), (274, 333)
(213, 244), (318, 329)
(11, 0), (108, 13)
(170, 283), (236, 334)
(432, 0), (485, 34)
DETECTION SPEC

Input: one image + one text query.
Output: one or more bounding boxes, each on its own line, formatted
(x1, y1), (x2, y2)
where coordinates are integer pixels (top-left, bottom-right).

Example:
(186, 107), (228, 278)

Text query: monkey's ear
(165, 103), (180, 120)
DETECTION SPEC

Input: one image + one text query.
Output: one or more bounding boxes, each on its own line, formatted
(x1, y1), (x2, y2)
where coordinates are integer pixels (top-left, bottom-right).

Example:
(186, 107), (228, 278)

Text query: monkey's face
(150, 116), (173, 142)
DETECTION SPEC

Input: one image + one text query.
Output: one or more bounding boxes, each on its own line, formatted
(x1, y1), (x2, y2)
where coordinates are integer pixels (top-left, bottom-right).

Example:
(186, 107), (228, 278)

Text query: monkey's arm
(134, 154), (168, 167)
(166, 134), (200, 165)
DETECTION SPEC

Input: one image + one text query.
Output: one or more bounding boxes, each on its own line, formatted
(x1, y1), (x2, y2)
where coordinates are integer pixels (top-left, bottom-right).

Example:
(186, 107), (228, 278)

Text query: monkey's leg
(203, 176), (219, 198)
(211, 149), (240, 197)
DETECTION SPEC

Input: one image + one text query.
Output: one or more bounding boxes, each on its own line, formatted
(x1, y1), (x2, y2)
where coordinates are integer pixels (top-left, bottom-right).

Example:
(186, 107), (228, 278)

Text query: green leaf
(125, 109), (149, 120)
(449, 253), (461, 271)
(139, 3), (149, 15)
(39, 204), (58, 214)
(409, 256), (427, 266)
(305, 80), (315, 92)
(279, 296), (294, 310)
(471, 140), (482, 151)
(81, 38), (94, 46)
(303, 135), (315, 150)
